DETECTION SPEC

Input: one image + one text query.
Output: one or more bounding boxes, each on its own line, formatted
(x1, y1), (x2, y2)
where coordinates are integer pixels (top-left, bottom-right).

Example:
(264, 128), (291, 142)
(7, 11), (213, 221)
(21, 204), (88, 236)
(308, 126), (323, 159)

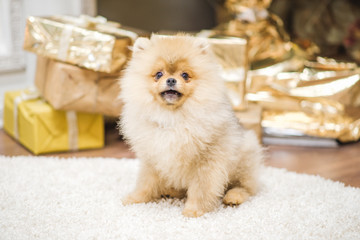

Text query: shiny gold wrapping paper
(304, 57), (358, 71)
(35, 56), (122, 117)
(247, 62), (360, 142)
(208, 37), (248, 110)
(23, 15), (137, 73)
(211, 0), (360, 142)
(262, 107), (360, 143)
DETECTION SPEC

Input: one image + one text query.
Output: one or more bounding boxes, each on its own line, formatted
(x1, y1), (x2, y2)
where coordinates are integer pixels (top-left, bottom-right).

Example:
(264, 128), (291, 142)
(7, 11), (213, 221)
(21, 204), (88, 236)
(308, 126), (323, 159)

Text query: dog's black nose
(166, 78), (177, 87)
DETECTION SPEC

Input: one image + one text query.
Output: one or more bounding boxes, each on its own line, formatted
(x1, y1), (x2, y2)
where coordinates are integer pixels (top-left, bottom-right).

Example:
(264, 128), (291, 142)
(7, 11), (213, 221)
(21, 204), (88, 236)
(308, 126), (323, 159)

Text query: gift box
(246, 58), (360, 142)
(23, 15), (137, 73)
(3, 89), (104, 155)
(35, 56), (122, 117)
(207, 37), (248, 110)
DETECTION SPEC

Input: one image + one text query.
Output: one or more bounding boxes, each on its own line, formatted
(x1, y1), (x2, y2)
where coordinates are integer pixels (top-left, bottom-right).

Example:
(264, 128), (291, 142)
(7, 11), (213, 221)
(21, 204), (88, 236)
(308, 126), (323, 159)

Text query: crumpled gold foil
(304, 57), (358, 71)
(23, 15), (138, 73)
(262, 107), (360, 143)
(247, 58), (360, 142)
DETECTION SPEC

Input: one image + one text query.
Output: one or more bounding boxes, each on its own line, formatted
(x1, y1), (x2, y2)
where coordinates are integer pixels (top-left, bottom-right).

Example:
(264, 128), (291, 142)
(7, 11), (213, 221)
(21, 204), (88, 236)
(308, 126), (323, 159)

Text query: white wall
(0, 0), (84, 128)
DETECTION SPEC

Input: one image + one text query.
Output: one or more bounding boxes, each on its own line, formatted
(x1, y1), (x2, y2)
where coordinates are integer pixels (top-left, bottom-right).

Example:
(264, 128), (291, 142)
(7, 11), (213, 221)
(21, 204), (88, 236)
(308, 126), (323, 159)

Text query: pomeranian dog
(119, 34), (263, 217)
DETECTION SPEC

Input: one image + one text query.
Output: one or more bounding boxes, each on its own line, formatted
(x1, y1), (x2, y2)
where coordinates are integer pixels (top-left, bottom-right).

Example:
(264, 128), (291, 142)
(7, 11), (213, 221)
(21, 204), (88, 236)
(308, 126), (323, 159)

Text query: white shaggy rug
(0, 156), (359, 240)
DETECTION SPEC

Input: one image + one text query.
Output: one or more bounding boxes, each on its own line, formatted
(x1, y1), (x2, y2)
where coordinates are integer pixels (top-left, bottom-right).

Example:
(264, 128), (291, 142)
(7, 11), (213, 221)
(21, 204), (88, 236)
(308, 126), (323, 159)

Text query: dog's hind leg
(223, 159), (259, 206)
(223, 130), (263, 206)
(223, 167), (259, 206)
(223, 186), (251, 206)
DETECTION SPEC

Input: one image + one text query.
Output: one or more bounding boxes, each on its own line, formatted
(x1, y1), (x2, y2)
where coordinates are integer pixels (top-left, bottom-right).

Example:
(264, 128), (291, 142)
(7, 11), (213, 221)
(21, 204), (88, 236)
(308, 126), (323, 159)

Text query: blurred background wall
(97, 0), (217, 32)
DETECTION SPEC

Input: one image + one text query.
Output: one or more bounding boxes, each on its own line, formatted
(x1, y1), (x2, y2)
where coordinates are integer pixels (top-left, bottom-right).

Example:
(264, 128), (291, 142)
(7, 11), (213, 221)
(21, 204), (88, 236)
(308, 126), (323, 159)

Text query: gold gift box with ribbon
(35, 56), (122, 117)
(23, 15), (138, 73)
(3, 89), (104, 155)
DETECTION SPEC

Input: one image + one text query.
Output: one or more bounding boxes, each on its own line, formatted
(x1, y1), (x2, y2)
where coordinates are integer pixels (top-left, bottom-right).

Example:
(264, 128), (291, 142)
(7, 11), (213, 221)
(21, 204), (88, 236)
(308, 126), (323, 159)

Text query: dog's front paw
(182, 206), (205, 218)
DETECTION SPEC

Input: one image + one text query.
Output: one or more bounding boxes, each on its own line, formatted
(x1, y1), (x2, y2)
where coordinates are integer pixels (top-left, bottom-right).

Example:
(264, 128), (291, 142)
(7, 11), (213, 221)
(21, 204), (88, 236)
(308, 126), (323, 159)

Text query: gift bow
(236, 7), (269, 22)
(13, 89), (79, 151)
(78, 15), (108, 28)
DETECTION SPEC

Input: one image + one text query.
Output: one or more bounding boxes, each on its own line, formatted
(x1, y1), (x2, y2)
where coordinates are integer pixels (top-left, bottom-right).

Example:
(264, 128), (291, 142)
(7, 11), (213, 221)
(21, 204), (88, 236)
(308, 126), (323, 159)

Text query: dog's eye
(155, 71), (163, 80)
(181, 72), (189, 81)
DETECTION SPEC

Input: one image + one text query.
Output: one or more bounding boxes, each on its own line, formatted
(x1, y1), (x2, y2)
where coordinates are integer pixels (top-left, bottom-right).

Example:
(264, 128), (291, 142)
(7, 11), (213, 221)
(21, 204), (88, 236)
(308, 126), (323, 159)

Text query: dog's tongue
(162, 90), (181, 103)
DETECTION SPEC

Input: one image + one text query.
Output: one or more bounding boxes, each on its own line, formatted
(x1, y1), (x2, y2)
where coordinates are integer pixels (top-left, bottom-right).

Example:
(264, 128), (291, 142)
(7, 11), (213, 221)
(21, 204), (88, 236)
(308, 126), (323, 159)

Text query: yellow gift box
(3, 90), (104, 155)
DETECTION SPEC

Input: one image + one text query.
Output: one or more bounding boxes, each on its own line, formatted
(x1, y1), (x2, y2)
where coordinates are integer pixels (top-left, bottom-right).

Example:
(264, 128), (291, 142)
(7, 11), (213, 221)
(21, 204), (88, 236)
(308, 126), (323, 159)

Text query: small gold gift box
(3, 89), (104, 155)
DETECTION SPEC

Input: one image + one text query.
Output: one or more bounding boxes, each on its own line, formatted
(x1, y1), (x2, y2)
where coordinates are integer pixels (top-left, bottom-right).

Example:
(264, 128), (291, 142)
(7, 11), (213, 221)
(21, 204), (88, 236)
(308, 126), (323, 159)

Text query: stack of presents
(4, 15), (137, 154)
(3, 0), (360, 154)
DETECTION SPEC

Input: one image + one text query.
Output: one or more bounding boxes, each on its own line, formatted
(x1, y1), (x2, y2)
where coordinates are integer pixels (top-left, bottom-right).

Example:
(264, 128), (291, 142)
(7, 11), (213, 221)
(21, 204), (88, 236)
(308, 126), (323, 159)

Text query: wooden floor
(1, 123), (359, 187)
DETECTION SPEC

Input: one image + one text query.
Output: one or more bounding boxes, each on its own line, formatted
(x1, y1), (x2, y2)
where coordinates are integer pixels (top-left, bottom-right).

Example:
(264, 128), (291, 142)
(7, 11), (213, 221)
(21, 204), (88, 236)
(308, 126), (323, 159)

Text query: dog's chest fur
(140, 115), (217, 189)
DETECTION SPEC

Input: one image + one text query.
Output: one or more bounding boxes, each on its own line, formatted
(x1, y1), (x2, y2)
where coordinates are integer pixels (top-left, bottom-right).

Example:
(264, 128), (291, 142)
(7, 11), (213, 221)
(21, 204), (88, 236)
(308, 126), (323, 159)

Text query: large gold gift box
(207, 37), (248, 111)
(35, 56), (122, 117)
(23, 15), (137, 73)
(3, 90), (104, 155)
(247, 60), (360, 142)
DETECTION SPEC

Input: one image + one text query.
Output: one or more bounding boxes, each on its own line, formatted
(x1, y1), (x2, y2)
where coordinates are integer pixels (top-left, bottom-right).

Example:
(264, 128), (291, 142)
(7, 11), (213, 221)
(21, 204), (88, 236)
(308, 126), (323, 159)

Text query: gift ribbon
(13, 89), (79, 151)
(58, 24), (73, 61)
(57, 15), (106, 61)
(78, 15), (107, 28)
(13, 89), (40, 140)
(66, 111), (79, 151)
(236, 8), (269, 22)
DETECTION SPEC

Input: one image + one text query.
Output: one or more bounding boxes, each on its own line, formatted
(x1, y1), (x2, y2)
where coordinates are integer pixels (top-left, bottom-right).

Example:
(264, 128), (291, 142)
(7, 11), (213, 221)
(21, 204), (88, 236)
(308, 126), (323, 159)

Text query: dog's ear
(132, 37), (151, 53)
(195, 38), (210, 54)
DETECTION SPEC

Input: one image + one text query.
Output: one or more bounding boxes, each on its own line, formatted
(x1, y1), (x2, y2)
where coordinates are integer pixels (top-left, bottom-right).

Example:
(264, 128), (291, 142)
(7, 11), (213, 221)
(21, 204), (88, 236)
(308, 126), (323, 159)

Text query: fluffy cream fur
(119, 34), (263, 217)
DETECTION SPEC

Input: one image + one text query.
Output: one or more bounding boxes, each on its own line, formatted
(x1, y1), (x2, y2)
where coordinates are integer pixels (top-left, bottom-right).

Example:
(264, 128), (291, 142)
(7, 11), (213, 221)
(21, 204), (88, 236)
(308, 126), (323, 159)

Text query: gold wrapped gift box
(3, 90), (104, 155)
(207, 37), (248, 110)
(262, 107), (360, 143)
(247, 63), (360, 142)
(35, 56), (122, 117)
(23, 15), (137, 73)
